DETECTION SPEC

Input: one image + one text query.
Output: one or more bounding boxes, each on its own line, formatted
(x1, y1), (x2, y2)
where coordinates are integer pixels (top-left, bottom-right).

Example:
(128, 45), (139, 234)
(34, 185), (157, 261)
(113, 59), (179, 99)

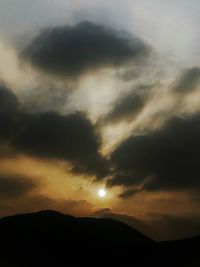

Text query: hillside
(0, 210), (155, 266)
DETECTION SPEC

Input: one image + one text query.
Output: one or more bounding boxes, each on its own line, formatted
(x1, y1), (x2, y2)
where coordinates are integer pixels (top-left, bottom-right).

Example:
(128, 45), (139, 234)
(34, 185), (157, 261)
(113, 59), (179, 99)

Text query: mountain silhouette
(139, 236), (200, 267)
(1, 210), (200, 266)
(0, 210), (155, 266)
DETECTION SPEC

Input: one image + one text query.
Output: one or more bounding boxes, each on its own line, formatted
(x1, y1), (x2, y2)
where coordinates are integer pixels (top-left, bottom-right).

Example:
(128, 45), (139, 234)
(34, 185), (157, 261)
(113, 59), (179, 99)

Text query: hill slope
(139, 236), (200, 267)
(1, 210), (200, 266)
(0, 210), (155, 266)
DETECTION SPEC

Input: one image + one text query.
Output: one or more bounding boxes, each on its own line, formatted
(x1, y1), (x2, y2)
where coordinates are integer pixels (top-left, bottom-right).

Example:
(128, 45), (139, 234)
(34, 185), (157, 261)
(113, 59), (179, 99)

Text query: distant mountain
(0, 210), (155, 266)
(92, 208), (157, 240)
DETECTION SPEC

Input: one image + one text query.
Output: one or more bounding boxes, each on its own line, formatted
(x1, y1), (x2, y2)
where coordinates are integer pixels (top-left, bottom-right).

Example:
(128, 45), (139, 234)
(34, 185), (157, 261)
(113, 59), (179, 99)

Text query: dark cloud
(21, 86), (69, 114)
(173, 67), (200, 94)
(109, 114), (200, 195)
(13, 111), (108, 178)
(22, 21), (151, 78)
(0, 175), (37, 199)
(119, 188), (140, 199)
(0, 83), (20, 140)
(102, 92), (146, 125)
(107, 171), (143, 188)
(100, 84), (154, 125)
(0, 83), (108, 179)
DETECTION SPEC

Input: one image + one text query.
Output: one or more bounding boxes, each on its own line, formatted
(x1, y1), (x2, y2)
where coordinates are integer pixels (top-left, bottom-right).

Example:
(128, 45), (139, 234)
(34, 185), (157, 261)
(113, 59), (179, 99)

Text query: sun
(98, 188), (106, 198)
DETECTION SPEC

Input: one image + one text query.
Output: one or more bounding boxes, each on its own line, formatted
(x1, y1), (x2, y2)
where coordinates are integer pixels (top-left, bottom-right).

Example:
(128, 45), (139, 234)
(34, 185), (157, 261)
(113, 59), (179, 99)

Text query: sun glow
(98, 188), (106, 198)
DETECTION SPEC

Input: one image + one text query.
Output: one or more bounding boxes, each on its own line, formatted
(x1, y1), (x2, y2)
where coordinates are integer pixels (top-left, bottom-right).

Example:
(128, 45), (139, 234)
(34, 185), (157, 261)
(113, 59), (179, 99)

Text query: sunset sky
(0, 0), (200, 240)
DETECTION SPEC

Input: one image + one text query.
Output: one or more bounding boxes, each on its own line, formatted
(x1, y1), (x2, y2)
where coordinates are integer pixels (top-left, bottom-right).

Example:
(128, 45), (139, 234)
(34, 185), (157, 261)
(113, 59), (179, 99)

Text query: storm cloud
(22, 21), (151, 78)
(109, 114), (200, 196)
(0, 83), (108, 179)
(13, 111), (108, 178)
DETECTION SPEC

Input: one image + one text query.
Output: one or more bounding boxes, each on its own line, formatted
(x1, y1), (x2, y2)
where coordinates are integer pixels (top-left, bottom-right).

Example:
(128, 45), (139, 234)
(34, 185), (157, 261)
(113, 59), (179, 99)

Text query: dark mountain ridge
(1, 210), (200, 266)
(0, 210), (155, 266)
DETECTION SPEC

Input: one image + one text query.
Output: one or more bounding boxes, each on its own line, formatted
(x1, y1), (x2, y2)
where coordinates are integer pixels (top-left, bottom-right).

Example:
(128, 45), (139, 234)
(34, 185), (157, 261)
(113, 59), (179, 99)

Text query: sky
(0, 0), (200, 241)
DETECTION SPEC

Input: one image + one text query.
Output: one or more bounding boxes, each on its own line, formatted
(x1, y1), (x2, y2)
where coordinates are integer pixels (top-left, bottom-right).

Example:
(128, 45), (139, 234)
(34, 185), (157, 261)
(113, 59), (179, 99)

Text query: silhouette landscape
(0, 210), (200, 267)
(0, 1), (200, 266)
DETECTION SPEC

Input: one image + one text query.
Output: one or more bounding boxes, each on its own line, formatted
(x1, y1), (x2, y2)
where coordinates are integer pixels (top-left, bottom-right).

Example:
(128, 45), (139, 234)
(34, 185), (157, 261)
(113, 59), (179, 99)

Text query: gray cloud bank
(0, 83), (108, 179)
(22, 21), (151, 78)
(108, 113), (200, 197)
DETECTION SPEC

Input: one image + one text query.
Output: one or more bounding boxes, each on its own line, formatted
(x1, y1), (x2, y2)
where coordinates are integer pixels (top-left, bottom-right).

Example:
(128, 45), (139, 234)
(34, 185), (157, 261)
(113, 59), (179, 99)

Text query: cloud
(21, 85), (70, 114)
(13, 111), (108, 178)
(101, 86), (149, 125)
(0, 83), (108, 179)
(0, 194), (95, 218)
(22, 21), (151, 78)
(0, 83), (20, 140)
(108, 113), (200, 195)
(107, 171), (143, 188)
(118, 188), (140, 199)
(62, 199), (94, 216)
(0, 175), (37, 198)
(173, 67), (200, 94)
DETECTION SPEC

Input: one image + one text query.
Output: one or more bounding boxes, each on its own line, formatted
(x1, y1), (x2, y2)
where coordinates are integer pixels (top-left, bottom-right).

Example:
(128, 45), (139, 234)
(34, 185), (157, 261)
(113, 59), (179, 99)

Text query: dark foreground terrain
(0, 210), (199, 266)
